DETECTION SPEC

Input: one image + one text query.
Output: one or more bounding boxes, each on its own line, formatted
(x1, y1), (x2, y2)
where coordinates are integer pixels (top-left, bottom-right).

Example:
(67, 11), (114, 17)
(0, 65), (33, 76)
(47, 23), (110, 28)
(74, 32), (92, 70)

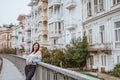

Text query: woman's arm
(32, 58), (41, 63)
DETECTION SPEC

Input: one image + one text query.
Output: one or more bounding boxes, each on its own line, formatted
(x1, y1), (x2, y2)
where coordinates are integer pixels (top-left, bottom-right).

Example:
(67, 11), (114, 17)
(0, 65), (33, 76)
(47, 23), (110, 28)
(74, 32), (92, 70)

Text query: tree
(52, 49), (64, 67)
(64, 32), (89, 68)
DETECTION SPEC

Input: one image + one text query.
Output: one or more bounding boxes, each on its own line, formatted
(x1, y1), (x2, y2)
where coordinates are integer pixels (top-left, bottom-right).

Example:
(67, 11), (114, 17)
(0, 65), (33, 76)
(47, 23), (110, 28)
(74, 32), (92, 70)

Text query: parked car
(0, 56), (3, 73)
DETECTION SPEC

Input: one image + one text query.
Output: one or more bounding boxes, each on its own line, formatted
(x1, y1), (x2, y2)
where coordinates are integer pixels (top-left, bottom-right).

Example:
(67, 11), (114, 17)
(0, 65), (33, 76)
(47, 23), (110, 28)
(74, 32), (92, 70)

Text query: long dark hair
(31, 42), (40, 53)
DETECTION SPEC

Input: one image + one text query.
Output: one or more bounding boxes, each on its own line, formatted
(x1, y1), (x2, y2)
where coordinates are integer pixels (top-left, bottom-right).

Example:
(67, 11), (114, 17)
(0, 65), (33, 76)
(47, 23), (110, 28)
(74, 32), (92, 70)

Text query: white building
(28, 0), (38, 44)
(82, 0), (120, 72)
(24, 15), (32, 53)
(17, 14), (28, 54)
(11, 25), (20, 49)
(48, 0), (64, 49)
(24, 0), (120, 72)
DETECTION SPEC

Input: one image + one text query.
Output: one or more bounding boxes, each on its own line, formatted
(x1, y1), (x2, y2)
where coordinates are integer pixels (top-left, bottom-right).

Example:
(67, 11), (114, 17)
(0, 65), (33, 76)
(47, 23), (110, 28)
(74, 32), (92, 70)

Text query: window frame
(94, 0), (104, 13)
(99, 25), (105, 43)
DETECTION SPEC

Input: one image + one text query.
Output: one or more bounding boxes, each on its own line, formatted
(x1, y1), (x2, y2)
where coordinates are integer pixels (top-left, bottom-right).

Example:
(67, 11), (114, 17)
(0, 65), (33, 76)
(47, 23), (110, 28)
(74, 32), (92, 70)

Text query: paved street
(0, 58), (24, 80)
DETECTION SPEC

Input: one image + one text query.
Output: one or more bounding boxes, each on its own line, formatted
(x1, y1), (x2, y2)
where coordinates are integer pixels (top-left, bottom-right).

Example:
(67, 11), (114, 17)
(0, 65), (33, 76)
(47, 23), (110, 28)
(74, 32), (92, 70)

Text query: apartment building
(25, 0), (120, 72)
(0, 27), (12, 50)
(82, 0), (120, 72)
(28, 0), (49, 48)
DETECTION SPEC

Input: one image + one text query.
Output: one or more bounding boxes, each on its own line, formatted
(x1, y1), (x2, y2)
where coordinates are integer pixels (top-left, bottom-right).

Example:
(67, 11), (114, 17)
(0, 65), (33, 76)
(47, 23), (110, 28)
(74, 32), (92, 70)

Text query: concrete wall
(1, 54), (98, 80)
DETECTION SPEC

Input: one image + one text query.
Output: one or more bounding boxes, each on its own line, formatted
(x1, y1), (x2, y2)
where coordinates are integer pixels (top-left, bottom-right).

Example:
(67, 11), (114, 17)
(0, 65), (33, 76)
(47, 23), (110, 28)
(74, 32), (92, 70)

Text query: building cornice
(83, 7), (120, 25)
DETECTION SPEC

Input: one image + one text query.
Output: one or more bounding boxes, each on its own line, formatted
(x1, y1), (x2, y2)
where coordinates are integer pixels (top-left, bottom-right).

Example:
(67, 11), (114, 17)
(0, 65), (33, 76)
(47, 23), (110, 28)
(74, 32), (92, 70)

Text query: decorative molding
(83, 7), (120, 25)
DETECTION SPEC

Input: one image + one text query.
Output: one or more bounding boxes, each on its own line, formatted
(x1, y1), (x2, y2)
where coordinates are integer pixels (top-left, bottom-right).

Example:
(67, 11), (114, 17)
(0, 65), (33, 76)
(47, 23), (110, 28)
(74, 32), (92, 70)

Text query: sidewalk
(0, 58), (24, 80)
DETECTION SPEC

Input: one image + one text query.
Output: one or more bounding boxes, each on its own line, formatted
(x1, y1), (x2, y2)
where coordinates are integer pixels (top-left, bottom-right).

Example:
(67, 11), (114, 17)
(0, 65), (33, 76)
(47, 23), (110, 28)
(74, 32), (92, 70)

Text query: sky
(0, 0), (31, 26)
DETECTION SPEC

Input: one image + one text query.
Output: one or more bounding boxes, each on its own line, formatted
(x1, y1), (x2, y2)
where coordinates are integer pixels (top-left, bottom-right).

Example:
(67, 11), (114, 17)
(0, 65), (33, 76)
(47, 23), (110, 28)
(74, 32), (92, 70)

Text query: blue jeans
(25, 65), (36, 80)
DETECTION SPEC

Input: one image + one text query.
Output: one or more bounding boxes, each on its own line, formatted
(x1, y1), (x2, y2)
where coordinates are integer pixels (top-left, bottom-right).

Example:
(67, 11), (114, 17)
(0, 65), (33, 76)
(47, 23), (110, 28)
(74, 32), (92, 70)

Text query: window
(87, 0), (92, 17)
(113, 0), (120, 5)
(94, 0), (104, 13)
(58, 22), (61, 34)
(54, 39), (56, 45)
(101, 55), (106, 66)
(90, 55), (94, 65)
(100, 25), (105, 43)
(71, 33), (76, 39)
(117, 56), (120, 64)
(114, 21), (120, 41)
(22, 37), (24, 42)
(55, 22), (57, 33)
(88, 29), (92, 44)
(60, 4), (63, 17)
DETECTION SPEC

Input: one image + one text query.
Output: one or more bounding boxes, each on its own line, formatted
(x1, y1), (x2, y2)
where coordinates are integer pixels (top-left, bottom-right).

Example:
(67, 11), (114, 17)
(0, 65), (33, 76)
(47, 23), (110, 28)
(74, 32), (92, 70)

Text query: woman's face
(33, 43), (39, 51)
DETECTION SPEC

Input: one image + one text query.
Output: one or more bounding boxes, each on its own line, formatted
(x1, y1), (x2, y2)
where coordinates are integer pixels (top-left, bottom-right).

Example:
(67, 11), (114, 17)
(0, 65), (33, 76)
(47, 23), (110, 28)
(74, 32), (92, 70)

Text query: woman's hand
(26, 61), (32, 65)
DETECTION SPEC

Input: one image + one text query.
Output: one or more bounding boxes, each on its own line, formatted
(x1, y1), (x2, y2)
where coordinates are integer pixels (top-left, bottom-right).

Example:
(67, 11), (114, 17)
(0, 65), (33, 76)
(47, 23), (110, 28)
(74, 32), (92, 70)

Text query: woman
(25, 42), (41, 80)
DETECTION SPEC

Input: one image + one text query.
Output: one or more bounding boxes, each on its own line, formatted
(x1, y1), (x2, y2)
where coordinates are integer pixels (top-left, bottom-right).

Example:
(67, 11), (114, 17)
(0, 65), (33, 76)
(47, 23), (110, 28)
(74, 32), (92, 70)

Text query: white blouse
(26, 51), (42, 65)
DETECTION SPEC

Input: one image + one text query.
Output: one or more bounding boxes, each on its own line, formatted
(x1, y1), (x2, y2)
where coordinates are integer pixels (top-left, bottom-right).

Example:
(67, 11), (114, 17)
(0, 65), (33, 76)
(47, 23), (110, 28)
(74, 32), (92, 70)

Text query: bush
(104, 64), (120, 78)
(0, 48), (16, 54)
(42, 48), (64, 67)
(114, 64), (120, 69)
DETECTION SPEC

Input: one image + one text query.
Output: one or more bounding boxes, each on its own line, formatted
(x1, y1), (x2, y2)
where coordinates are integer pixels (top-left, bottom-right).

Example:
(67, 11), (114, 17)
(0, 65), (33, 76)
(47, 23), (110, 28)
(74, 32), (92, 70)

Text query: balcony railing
(38, 2), (47, 10)
(25, 27), (31, 32)
(41, 0), (47, 2)
(66, 24), (77, 30)
(49, 0), (61, 7)
(39, 41), (49, 46)
(49, 32), (61, 38)
(37, 15), (48, 23)
(39, 30), (48, 36)
(88, 43), (112, 54)
(65, 0), (76, 9)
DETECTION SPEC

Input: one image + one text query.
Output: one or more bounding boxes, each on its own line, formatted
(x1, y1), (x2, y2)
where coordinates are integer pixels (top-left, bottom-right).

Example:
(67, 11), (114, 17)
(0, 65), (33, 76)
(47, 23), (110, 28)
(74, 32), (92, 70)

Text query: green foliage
(114, 64), (120, 69)
(42, 50), (52, 63)
(104, 64), (120, 78)
(64, 33), (89, 68)
(42, 32), (89, 68)
(0, 48), (16, 54)
(52, 49), (64, 66)
(42, 48), (64, 67)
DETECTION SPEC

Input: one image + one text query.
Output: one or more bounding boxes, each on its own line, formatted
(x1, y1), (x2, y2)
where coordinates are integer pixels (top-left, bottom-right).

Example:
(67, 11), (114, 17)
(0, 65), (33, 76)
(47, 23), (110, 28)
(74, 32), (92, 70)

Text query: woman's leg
(25, 65), (29, 77)
(26, 65), (36, 80)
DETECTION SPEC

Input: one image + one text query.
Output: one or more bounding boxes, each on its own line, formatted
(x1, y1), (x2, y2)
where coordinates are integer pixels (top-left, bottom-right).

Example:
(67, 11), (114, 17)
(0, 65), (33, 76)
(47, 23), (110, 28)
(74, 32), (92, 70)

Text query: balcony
(26, 37), (31, 40)
(65, 0), (76, 9)
(41, 0), (47, 2)
(28, 0), (37, 6)
(25, 27), (31, 32)
(39, 30), (48, 36)
(11, 35), (18, 39)
(88, 43), (112, 54)
(49, 15), (61, 23)
(38, 2), (47, 10)
(39, 41), (49, 46)
(37, 15), (48, 23)
(66, 23), (77, 30)
(49, 0), (61, 7)
(49, 32), (61, 39)
(26, 38), (31, 43)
